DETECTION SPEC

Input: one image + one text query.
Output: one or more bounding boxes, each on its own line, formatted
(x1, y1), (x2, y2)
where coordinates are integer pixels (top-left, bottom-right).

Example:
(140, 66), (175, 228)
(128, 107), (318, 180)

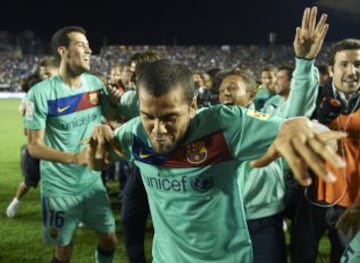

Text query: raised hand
(294, 6), (329, 59)
(106, 83), (123, 107)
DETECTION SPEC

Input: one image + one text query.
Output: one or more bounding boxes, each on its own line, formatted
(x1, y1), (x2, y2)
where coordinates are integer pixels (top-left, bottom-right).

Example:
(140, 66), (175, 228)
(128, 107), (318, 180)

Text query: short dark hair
(317, 64), (329, 75)
(261, 64), (278, 74)
(329, 39), (360, 66)
(277, 66), (294, 80)
(137, 59), (195, 105)
(128, 50), (163, 78)
(51, 26), (86, 61)
(39, 56), (59, 68)
(217, 67), (257, 94)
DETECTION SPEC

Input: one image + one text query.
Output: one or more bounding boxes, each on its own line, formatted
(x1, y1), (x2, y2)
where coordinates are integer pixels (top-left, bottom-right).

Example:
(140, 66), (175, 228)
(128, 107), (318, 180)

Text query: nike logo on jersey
(139, 149), (153, 159)
(57, 105), (70, 113)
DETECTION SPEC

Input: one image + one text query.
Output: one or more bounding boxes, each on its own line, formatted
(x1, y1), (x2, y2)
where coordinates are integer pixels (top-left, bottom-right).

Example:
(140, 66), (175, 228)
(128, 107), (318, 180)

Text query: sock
(13, 197), (19, 204)
(51, 257), (62, 263)
(95, 246), (114, 263)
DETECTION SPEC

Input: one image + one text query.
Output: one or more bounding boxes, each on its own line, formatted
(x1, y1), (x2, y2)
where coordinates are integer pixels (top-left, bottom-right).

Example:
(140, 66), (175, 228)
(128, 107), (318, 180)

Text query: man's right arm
(27, 129), (86, 165)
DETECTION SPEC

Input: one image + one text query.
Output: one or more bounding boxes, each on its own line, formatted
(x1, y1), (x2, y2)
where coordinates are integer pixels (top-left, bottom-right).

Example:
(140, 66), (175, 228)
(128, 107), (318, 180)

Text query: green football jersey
(115, 104), (283, 263)
(23, 74), (109, 196)
(116, 89), (139, 121)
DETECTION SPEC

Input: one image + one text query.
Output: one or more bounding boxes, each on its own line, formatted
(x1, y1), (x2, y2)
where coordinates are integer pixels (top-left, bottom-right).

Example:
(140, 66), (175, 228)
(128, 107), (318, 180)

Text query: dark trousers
(121, 164), (150, 263)
(290, 191), (346, 263)
(21, 145), (40, 187)
(247, 213), (287, 263)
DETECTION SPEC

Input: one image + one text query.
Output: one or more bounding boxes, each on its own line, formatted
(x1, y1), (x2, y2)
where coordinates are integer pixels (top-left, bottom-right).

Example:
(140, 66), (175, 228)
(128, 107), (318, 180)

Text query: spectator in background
(101, 63), (135, 183)
(6, 56), (59, 218)
(261, 66), (294, 115)
(108, 63), (135, 95)
(317, 63), (330, 86)
(193, 71), (217, 108)
(19, 57), (59, 93)
(253, 64), (278, 110)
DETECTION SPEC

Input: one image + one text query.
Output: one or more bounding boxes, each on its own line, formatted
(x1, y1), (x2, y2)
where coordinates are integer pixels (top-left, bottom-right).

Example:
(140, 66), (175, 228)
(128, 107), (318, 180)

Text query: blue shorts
(41, 189), (116, 246)
(20, 145), (40, 187)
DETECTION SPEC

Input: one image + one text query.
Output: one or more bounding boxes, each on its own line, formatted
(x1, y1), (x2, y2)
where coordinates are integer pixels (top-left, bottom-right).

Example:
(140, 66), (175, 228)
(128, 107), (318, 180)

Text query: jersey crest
(185, 141), (207, 165)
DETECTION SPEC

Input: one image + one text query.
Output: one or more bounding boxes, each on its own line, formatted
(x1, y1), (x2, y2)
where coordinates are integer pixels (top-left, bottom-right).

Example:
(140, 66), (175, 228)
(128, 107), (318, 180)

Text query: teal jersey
(115, 104), (283, 263)
(341, 231), (360, 263)
(116, 89), (139, 121)
(261, 95), (284, 116)
(261, 58), (319, 118)
(253, 86), (273, 111)
(23, 74), (109, 196)
(244, 58), (318, 219)
(241, 160), (287, 219)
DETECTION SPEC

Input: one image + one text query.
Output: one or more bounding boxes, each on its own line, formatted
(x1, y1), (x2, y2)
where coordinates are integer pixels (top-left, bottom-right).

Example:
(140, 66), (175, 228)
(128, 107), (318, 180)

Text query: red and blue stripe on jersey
(132, 131), (233, 167)
(47, 90), (101, 117)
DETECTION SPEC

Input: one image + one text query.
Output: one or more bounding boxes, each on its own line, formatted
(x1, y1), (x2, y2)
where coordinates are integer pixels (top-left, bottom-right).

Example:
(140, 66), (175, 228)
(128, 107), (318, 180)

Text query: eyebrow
(140, 111), (180, 119)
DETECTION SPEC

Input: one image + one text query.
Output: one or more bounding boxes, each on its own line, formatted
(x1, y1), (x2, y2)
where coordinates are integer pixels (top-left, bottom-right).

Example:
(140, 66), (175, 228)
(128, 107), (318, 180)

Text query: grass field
(0, 99), (330, 262)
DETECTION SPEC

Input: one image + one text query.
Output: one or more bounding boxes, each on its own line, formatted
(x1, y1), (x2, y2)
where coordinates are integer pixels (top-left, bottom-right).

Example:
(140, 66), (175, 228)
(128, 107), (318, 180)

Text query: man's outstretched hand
(251, 117), (346, 186)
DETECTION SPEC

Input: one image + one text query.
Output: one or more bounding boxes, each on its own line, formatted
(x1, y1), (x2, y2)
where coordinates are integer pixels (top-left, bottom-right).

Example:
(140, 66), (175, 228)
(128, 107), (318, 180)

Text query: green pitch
(0, 99), (330, 262)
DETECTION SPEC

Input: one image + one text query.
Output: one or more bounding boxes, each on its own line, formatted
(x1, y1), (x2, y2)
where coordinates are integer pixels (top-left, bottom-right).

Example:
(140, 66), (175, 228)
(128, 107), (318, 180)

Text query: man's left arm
(285, 58), (319, 118)
(284, 6), (329, 118)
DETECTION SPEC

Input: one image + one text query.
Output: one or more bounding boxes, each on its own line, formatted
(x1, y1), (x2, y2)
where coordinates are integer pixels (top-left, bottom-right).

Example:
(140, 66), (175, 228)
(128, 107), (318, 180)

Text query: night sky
(1, 0), (358, 53)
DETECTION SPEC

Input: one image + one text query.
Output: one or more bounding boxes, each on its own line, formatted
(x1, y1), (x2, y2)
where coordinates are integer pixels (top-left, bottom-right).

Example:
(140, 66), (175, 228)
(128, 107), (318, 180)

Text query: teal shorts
(41, 189), (115, 246)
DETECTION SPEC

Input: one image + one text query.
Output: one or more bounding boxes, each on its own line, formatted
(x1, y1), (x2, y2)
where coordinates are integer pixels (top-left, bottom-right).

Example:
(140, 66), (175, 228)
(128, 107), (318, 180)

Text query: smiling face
(60, 32), (92, 75)
(260, 69), (277, 93)
(138, 85), (197, 153)
(275, 69), (291, 96)
(218, 74), (253, 107)
(330, 49), (360, 96)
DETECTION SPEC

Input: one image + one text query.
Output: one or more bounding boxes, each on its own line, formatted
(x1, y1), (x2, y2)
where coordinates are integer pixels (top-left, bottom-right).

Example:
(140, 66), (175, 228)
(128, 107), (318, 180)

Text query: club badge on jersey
(246, 109), (270, 120)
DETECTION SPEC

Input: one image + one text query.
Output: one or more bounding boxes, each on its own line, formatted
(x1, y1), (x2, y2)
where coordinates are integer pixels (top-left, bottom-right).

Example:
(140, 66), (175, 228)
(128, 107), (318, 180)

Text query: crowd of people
(1, 40), (335, 93)
(3, 6), (360, 263)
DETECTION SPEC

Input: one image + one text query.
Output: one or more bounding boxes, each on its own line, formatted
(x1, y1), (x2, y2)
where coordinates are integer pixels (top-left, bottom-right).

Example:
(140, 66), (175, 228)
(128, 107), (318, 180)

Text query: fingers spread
(309, 6), (318, 32)
(314, 13), (328, 36)
(301, 7), (311, 31)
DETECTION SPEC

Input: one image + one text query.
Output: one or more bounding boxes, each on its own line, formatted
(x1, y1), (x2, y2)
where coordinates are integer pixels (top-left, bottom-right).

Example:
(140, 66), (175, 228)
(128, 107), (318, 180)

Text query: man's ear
(190, 96), (198, 118)
(329, 65), (334, 77)
(57, 46), (67, 59)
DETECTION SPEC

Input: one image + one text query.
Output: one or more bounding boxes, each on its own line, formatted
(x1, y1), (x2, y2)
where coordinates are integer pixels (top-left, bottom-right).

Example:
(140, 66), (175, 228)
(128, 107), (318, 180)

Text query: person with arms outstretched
(87, 58), (345, 263)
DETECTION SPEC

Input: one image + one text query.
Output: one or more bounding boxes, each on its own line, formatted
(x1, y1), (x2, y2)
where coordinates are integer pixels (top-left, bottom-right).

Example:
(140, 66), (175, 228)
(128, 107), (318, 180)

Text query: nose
(152, 119), (167, 135)
(223, 88), (231, 96)
(347, 64), (357, 75)
(86, 45), (92, 54)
